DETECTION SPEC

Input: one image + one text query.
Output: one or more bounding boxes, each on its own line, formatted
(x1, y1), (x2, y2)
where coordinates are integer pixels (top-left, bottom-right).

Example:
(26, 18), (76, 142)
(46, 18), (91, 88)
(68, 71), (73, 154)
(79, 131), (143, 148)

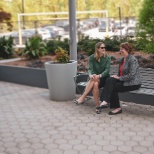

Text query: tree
(137, 0), (154, 53)
(0, 8), (12, 32)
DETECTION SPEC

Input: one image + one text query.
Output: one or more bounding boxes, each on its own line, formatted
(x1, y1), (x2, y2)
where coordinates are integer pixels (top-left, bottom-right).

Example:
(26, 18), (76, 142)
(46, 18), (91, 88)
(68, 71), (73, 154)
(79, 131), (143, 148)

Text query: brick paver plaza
(0, 81), (154, 154)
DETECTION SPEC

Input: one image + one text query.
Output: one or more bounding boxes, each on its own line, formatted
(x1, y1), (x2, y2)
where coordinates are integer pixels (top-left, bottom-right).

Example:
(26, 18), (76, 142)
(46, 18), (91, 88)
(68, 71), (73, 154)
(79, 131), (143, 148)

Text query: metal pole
(69, 0), (77, 61)
(118, 7), (122, 38)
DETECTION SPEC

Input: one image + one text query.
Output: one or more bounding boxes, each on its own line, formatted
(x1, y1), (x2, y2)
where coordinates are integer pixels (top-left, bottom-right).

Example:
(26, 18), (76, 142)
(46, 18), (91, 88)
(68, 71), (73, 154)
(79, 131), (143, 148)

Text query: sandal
(96, 108), (101, 114)
(96, 104), (108, 110)
(74, 100), (84, 105)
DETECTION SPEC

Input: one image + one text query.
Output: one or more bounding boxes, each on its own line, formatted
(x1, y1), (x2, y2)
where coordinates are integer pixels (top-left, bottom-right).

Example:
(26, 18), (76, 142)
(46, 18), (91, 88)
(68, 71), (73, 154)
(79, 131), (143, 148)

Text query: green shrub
(0, 36), (14, 59)
(22, 36), (47, 59)
(47, 38), (69, 55)
(55, 47), (70, 63)
(78, 36), (101, 55)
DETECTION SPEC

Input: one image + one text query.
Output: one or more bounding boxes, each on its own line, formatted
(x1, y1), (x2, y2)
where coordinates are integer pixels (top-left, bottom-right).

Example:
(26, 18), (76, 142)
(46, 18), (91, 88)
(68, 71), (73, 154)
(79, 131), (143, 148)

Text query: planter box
(45, 60), (77, 101)
(0, 65), (48, 88)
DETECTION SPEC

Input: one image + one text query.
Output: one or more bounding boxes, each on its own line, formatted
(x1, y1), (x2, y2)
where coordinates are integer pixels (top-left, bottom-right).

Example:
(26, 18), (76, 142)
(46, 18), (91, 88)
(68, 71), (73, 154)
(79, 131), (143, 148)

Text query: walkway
(0, 81), (154, 154)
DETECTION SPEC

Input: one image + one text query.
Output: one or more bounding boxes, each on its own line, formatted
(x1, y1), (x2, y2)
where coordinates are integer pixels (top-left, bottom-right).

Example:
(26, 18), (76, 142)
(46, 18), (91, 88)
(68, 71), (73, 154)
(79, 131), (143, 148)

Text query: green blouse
(88, 54), (111, 77)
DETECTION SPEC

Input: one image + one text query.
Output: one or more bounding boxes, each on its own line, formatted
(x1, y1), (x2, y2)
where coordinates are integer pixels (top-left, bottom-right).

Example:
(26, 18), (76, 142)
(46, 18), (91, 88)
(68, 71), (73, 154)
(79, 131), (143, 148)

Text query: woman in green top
(74, 42), (111, 114)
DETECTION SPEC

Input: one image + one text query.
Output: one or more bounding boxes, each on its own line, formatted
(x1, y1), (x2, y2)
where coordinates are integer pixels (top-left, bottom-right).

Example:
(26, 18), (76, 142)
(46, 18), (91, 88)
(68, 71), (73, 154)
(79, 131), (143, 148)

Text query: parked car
(9, 30), (35, 44)
(24, 28), (51, 40)
(44, 26), (65, 37)
(98, 19), (110, 32)
(43, 27), (57, 38)
(36, 28), (51, 40)
(114, 24), (127, 37)
(126, 24), (136, 37)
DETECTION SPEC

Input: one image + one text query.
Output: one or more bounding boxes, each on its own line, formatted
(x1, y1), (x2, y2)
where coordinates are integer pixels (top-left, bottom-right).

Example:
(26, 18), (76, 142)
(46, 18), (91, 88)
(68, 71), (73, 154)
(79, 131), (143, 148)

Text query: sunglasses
(99, 47), (106, 49)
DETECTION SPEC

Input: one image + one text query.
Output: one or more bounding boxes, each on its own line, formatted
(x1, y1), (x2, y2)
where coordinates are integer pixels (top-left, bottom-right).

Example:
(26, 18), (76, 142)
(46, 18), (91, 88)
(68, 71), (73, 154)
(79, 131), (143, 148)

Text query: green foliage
(55, 47), (70, 63)
(104, 36), (120, 51)
(78, 36), (101, 55)
(47, 38), (69, 55)
(0, 36), (14, 59)
(136, 0), (154, 53)
(22, 36), (47, 59)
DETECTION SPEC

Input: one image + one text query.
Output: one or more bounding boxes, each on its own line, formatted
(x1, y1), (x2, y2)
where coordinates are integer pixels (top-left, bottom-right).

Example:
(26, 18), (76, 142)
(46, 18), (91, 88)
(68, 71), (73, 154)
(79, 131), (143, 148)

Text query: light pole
(69, 0), (77, 61)
(118, 7), (122, 39)
(22, 0), (25, 29)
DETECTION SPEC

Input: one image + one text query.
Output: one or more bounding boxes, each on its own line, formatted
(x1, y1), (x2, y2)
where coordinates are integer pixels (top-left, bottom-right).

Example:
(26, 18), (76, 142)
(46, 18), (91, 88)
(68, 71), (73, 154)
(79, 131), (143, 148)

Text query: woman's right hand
(89, 74), (95, 80)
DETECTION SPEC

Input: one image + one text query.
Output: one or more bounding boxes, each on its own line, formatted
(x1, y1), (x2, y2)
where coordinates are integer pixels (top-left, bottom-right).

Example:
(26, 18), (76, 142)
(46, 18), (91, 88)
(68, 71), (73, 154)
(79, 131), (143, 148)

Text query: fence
(0, 16), (137, 45)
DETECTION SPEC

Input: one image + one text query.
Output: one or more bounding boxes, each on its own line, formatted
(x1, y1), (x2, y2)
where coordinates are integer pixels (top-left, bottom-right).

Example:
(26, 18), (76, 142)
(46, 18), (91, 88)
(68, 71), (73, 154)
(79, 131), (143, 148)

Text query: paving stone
(79, 150), (94, 154)
(0, 147), (5, 153)
(103, 135), (116, 141)
(110, 140), (124, 146)
(41, 138), (54, 144)
(139, 140), (153, 147)
(133, 146), (147, 153)
(55, 138), (68, 144)
(68, 139), (81, 145)
(131, 136), (144, 141)
(143, 152), (154, 154)
(2, 137), (15, 143)
(59, 143), (73, 150)
(137, 131), (150, 136)
(73, 144), (87, 151)
(124, 140), (138, 147)
(47, 149), (63, 154)
(103, 145), (117, 152)
(63, 149), (78, 154)
(44, 143), (58, 150)
(95, 151), (109, 154)
(145, 136), (154, 142)
(19, 148), (34, 154)
(30, 143), (44, 149)
(126, 152), (140, 154)
(33, 149), (48, 154)
(110, 151), (125, 154)
(63, 134), (76, 140)
(17, 142), (31, 148)
(149, 146), (154, 152)
(85, 130), (97, 136)
(118, 135), (131, 141)
(0, 81), (154, 154)
(88, 145), (102, 151)
(118, 145), (132, 152)
(3, 142), (17, 148)
(5, 147), (19, 154)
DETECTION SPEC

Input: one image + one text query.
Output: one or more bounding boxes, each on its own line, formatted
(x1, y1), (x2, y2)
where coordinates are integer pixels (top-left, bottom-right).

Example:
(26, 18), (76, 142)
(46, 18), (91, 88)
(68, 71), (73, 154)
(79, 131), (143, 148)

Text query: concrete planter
(0, 65), (48, 88)
(45, 60), (77, 101)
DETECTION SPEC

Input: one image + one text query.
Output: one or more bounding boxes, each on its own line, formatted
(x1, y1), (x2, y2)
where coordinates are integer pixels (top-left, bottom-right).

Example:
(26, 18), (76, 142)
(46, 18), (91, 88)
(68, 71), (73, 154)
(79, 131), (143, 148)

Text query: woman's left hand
(93, 74), (100, 82)
(111, 75), (120, 79)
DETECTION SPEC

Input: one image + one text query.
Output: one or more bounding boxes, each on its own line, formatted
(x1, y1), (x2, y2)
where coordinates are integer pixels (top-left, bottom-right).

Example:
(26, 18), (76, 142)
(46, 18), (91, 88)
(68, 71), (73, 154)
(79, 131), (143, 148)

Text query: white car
(37, 28), (51, 40)
(126, 24), (136, 37)
(45, 26), (65, 36)
(114, 24), (127, 37)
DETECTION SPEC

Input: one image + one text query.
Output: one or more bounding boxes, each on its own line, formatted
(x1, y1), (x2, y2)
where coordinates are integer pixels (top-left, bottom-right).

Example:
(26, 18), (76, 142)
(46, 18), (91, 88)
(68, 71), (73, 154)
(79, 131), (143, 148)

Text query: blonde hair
(120, 42), (134, 54)
(94, 42), (107, 60)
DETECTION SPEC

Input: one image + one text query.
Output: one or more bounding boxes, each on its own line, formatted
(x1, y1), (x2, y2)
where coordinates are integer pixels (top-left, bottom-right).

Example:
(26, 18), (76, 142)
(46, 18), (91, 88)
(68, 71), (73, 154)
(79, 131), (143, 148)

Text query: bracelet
(99, 74), (102, 78)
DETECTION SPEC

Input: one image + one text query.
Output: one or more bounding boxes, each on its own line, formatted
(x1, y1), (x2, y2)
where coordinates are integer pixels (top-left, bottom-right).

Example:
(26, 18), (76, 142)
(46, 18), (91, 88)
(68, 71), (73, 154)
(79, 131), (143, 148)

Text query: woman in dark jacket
(74, 42), (111, 114)
(97, 42), (141, 115)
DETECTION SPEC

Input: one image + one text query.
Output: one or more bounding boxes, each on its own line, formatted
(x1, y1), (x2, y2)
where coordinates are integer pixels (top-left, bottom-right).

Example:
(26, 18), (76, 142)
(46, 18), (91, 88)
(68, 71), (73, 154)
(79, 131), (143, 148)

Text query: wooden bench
(74, 66), (154, 106)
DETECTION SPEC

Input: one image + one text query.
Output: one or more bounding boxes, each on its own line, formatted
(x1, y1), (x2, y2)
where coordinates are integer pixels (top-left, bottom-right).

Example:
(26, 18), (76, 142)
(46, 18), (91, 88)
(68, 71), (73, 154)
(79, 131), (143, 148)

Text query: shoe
(108, 109), (122, 115)
(74, 100), (84, 105)
(96, 104), (108, 110)
(96, 108), (101, 114)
